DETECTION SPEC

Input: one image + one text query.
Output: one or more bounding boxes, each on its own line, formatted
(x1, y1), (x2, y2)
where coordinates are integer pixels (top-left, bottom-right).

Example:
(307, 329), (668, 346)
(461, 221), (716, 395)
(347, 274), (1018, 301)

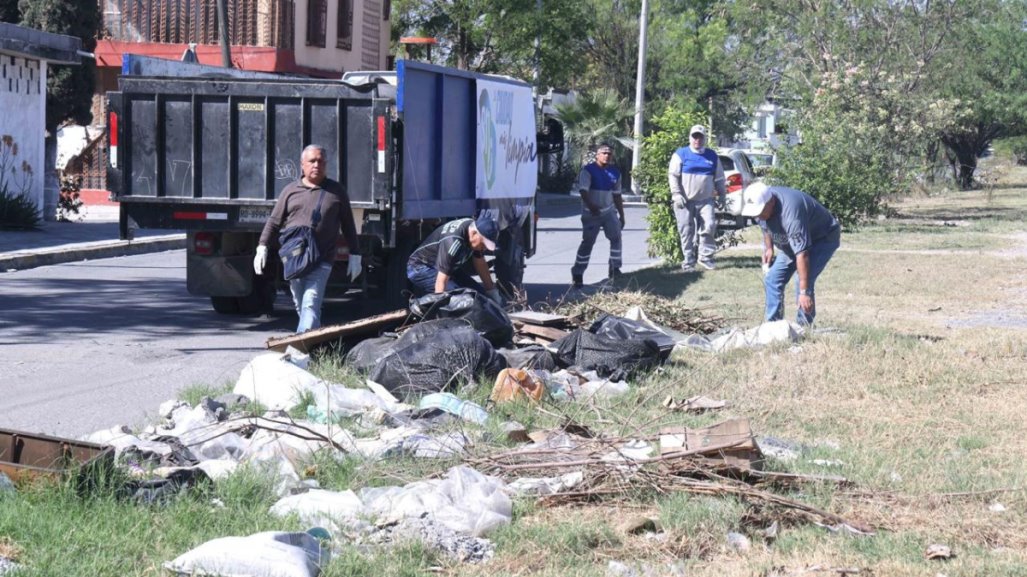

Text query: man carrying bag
(254, 144), (362, 333)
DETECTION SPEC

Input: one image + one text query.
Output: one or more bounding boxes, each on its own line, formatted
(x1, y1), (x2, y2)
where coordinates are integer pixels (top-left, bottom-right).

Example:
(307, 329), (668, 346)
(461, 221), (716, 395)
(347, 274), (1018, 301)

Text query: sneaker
(699, 260), (716, 270)
(681, 263), (695, 272)
(608, 267), (622, 281)
(571, 273), (584, 289)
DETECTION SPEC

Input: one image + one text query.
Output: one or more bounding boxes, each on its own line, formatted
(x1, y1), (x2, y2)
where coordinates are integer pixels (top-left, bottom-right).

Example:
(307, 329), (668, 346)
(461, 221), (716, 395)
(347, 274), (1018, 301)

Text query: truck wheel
(384, 239), (416, 309)
(236, 273), (277, 315)
(210, 296), (240, 314)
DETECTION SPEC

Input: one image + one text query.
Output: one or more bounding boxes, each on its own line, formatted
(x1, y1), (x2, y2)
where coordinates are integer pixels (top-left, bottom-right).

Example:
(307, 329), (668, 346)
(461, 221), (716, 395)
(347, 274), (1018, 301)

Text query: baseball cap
(740, 182), (773, 217)
(690, 125), (706, 137)
(472, 215), (500, 251)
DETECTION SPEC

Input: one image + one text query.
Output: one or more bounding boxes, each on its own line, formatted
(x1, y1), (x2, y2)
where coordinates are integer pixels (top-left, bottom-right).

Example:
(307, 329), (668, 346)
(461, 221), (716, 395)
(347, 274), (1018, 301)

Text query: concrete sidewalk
(0, 193), (648, 272)
(0, 206), (185, 272)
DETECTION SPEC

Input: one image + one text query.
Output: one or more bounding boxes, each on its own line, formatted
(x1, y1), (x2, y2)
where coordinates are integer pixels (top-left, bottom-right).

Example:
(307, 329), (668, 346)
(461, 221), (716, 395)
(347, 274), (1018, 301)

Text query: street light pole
(216, 0), (233, 68)
(630, 0), (649, 195)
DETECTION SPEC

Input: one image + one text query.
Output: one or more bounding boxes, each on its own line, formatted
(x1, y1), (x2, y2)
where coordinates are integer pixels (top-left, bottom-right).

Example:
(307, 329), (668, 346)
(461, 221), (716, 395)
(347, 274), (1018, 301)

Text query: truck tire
(384, 238), (417, 309)
(210, 296), (240, 314)
(236, 273), (277, 315)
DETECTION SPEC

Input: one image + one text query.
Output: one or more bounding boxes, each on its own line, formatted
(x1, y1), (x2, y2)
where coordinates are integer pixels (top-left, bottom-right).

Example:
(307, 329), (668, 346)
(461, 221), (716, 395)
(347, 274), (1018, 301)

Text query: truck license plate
(239, 206), (270, 224)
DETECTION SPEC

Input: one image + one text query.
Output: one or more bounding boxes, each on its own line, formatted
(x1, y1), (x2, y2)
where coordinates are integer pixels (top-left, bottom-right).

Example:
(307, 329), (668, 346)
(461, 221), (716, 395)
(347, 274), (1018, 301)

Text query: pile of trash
(3, 290), (830, 576)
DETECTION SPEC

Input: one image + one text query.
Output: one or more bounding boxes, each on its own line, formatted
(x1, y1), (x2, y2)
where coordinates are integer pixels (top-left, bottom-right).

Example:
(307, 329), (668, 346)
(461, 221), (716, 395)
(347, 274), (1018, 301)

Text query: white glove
(672, 194), (686, 210)
(485, 288), (503, 305)
(253, 245), (267, 275)
(347, 254), (362, 281)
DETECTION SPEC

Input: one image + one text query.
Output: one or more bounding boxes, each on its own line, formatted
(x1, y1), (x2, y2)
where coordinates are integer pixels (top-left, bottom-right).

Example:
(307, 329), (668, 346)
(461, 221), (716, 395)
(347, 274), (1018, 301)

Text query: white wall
(0, 54), (45, 217)
(294, 0), (389, 73)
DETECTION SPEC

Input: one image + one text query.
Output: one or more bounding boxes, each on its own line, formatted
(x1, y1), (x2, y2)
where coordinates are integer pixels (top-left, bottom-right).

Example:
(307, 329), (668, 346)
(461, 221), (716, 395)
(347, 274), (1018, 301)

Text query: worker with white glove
(257, 144), (362, 333)
(406, 215), (504, 303)
(347, 254), (362, 281)
(253, 244), (268, 275)
(667, 125), (726, 272)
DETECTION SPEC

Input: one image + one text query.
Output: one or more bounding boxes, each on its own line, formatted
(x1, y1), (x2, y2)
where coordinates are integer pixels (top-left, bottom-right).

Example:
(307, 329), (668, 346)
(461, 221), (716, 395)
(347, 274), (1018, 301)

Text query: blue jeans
(764, 229), (841, 326)
(406, 263), (485, 297)
(289, 262), (333, 333)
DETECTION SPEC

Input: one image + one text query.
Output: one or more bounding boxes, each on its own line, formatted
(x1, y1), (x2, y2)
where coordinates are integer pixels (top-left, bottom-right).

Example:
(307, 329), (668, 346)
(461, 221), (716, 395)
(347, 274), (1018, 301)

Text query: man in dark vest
(406, 215), (504, 304)
(570, 143), (625, 288)
(668, 125), (726, 271)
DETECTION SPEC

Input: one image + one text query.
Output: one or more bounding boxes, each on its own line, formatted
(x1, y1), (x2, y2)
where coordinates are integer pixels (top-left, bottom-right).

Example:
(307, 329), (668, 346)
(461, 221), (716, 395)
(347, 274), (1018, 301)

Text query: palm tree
(554, 91), (634, 167)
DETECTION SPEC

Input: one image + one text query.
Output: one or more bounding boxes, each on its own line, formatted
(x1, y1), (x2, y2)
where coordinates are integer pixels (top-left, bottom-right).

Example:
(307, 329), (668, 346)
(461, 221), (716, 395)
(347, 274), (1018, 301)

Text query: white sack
(233, 353), (324, 411)
(164, 531), (328, 577)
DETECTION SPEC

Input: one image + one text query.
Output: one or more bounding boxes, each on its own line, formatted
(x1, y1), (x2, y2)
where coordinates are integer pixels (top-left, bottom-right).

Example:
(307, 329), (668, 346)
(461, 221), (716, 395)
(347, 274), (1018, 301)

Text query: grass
(3, 163), (1027, 576)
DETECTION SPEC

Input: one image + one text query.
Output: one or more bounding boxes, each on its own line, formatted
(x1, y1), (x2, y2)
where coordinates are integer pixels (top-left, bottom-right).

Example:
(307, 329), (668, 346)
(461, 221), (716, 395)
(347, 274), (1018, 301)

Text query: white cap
(740, 182), (773, 217)
(689, 125), (706, 137)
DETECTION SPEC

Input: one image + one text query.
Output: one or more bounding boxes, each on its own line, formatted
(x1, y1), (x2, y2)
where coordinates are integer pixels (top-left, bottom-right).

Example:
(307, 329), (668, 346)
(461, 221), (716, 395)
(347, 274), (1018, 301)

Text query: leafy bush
(0, 135), (40, 230)
(1010, 136), (1027, 166)
(637, 106), (708, 262)
(0, 183), (41, 230)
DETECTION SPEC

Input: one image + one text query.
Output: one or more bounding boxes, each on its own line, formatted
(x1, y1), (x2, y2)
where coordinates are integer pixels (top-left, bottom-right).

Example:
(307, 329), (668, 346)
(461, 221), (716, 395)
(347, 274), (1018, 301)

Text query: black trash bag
(589, 313), (677, 353)
(551, 329), (662, 381)
(410, 288), (514, 347)
(345, 319), (470, 374)
(368, 323), (507, 400)
(498, 344), (557, 371)
(345, 336), (399, 374)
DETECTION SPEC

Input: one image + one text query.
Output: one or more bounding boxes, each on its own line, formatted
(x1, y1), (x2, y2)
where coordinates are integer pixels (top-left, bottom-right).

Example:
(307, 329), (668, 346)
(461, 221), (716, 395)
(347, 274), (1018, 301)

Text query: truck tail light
(193, 232), (215, 255)
(109, 111), (119, 169)
(376, 115), (386, 173)
(335, 238), (350, 261)
(726, 173), (743, 192)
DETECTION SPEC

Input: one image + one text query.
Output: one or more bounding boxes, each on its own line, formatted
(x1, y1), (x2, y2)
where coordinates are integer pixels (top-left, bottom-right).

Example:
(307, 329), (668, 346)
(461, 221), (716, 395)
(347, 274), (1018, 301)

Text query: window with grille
(306, 0), (326, 47)
(336, 0), (353, 50)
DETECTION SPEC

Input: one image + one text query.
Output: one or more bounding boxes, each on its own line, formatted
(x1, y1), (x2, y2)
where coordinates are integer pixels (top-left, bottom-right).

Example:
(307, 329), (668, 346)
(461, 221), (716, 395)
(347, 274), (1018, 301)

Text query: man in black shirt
(407, 215), (503, 304)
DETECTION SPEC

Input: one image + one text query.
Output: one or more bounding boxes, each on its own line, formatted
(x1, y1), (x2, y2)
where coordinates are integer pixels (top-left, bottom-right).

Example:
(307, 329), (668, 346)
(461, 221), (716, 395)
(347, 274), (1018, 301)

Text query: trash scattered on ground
(0, 557), (22, 577)
(0, 473), (14, 493)
(490, 368), (545, 403)
(989, 502), (1007, 513)
(726, 531), (752, 552)
(675, 320), (803, 354)
(925, 544), (954, 560)
(606, 559), (686, 577)
(617, 515), (661, 535)
(164, 531), (330, 577)
(0, 427), (114, 484)
(266, 309), (408, 352)
(410, 288), (514, 347)
(663, 395), (728, 412)
(418, 393), (490, 425)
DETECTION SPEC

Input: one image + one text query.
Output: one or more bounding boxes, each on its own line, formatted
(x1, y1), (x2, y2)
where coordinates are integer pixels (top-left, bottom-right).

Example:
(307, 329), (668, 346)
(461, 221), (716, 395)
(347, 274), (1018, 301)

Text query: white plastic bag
(164, 531), (329, 577)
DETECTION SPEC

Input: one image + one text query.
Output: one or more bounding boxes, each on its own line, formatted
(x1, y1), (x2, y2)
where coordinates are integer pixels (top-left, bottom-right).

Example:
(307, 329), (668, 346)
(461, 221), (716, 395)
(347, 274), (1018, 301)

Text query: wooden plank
(513, 322), (569, 342)
(265, 309), (409, 352)
(508, 311), (569, 326)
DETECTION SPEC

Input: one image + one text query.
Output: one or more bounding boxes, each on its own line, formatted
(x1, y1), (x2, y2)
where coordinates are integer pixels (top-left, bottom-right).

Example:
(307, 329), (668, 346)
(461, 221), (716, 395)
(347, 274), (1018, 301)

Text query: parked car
(715, 148), (759, 232)
(743, 150), (776, 177)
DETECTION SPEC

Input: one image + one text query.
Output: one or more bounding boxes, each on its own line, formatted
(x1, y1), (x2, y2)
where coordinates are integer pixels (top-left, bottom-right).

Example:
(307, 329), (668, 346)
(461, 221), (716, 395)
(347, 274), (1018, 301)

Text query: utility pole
(533, 0), (542, 95)
(630, 0), (649, 195)
(216, 0), (233, 68)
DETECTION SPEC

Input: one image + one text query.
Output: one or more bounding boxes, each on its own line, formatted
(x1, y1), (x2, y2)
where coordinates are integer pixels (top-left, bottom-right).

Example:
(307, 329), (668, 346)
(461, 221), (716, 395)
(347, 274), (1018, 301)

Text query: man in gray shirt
(740, 182), (841, 326)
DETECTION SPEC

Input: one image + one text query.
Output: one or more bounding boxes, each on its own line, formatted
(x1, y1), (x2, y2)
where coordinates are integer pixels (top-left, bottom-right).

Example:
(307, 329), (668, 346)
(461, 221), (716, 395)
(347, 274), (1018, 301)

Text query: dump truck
(107, 58), (537, 313)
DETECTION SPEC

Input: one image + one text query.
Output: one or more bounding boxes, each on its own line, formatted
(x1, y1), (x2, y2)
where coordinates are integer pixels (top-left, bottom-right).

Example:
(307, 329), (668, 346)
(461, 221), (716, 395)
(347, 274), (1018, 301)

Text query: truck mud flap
(187, 253), (253, 297)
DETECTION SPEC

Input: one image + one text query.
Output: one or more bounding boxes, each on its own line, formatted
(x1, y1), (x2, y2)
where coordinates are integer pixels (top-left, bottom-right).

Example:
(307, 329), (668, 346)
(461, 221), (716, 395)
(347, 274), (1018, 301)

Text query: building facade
(0, 23), (82, 219)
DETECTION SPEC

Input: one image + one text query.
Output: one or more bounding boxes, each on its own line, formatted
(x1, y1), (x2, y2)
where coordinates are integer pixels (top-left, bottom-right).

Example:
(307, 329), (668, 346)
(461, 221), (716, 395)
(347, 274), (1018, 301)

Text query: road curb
(0, 234), (186, 272)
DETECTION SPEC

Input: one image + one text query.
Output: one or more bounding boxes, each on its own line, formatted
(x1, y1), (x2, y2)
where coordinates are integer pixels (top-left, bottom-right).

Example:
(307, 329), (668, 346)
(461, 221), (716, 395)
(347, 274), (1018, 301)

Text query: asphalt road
(0, 203), (658, 438)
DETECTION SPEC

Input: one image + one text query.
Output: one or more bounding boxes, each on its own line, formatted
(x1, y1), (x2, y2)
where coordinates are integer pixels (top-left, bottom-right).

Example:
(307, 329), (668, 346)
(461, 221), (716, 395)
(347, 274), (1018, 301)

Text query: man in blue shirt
(668, 125), (726, 271)
(571, 143), (625, 288)
(740, 182), (841, 326)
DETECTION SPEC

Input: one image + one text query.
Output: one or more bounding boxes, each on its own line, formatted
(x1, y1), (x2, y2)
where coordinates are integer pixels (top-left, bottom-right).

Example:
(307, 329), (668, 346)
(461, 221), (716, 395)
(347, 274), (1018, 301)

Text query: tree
(0, 0), (19, 23)
(390, 0), (590, 89)
(937, 2), (1027, 188)
(18, 0), (99, 131)
(554, 90), (634, 167)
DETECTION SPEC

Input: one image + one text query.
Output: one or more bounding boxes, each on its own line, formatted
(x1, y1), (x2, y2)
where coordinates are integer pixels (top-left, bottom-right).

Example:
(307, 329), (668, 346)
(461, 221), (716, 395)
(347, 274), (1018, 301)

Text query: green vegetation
(3, 164), (1027, 576)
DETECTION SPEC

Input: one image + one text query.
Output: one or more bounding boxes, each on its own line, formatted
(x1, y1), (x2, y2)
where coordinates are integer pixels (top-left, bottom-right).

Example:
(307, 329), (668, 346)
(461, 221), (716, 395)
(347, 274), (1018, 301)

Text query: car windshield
(747, 153), (773, 167)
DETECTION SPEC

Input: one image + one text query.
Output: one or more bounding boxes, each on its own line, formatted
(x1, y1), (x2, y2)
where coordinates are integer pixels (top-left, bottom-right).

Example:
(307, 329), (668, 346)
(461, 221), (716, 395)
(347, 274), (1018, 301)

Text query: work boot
(609, 267), (621, 281)
(699, 260), (716, 270)
(572, 273), (584, 289)
(681, 262), (695, 272)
